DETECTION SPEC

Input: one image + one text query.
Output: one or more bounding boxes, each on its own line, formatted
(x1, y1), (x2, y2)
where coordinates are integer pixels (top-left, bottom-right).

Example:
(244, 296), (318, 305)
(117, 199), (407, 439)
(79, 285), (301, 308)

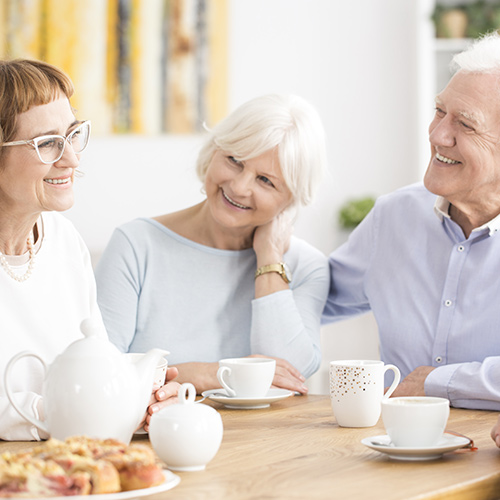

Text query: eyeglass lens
(35, 122), (90, 163)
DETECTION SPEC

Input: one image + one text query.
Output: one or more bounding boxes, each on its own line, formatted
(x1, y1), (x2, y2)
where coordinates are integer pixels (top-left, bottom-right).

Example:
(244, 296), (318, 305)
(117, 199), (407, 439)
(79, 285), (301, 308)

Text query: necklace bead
(0, 233), (36, 282)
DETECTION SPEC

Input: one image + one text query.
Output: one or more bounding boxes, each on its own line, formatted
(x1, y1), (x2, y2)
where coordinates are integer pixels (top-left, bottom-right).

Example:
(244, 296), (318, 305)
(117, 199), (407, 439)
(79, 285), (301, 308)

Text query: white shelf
(434, 37), (474, 52)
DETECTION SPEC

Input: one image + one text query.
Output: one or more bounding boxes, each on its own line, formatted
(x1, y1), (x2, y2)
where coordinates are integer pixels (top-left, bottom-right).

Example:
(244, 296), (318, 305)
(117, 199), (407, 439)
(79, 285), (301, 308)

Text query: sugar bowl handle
(179, 383), (197, 404)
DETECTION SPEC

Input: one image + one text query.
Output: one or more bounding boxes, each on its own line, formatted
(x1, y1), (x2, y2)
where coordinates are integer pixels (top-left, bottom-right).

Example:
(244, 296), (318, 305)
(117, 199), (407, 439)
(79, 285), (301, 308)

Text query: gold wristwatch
(254, 262), (292, 284)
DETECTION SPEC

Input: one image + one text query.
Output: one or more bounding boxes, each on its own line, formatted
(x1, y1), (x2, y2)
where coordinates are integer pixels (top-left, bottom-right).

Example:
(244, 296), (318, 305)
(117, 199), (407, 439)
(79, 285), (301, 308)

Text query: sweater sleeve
(95, 228), (141, 352)
(250, 246), (329, 378)
(322, 205), (377, 322)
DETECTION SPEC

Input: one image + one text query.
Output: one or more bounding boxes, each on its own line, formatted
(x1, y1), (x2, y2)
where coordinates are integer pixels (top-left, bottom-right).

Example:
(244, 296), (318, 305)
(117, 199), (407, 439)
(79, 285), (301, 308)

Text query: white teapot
(4, 319), (168, 444)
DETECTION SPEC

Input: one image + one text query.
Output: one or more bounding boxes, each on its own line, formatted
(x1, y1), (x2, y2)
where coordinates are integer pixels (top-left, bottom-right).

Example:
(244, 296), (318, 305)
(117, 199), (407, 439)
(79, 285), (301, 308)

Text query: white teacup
(381, 396), (450, 447)
(217, 358), (276, 398)
(329, 360), (400, 427)
(124, 353), (168, 387)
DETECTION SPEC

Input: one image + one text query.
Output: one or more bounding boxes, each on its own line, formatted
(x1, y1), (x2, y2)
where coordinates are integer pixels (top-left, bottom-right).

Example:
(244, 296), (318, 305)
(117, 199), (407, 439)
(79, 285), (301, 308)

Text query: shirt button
(457, 245), (465, 252)
(444, 299), (452, 307)
(435, 356), (443, 363)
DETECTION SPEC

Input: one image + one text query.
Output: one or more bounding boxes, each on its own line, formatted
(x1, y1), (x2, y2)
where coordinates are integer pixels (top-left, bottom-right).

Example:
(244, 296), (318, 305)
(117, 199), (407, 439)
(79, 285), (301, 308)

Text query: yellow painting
(0, 0), (228, 134)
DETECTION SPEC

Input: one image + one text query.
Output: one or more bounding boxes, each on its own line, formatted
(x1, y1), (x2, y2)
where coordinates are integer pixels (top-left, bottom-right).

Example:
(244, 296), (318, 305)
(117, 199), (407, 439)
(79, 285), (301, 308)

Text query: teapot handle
(4, 351), (50, 435)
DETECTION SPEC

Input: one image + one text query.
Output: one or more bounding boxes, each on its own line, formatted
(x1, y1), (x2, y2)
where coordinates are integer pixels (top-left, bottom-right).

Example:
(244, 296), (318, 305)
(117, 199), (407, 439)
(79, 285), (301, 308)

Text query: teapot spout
(131, 348), (170, 426)
(135, 348), (170, 386)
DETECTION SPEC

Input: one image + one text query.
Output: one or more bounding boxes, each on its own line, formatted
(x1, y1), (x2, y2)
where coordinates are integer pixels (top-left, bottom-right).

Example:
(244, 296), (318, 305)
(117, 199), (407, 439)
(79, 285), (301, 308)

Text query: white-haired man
(323, 32), (500, 411)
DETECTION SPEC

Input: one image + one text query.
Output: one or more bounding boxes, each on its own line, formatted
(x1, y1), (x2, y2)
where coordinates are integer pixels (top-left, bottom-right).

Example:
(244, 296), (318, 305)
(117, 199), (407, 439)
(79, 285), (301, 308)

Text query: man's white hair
(452, 31), (500, 73)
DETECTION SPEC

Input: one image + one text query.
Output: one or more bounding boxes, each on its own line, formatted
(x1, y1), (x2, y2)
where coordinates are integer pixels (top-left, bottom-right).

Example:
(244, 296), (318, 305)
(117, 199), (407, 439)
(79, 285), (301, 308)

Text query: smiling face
(424, 71), (500, 216)
(0, 95), (81, 216)
(204, 149), (293, 235)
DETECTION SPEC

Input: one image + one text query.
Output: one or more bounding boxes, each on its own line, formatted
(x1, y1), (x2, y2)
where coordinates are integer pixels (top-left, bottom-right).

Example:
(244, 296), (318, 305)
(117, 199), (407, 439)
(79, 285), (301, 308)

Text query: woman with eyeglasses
(0, 59), (179, 441)
(96, 94), (330, 395)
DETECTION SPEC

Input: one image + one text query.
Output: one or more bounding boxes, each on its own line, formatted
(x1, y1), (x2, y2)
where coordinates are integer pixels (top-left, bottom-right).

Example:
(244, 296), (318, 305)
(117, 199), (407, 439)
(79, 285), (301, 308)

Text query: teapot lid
(61, 319), (120, 359)
(80, 318), (108, 338)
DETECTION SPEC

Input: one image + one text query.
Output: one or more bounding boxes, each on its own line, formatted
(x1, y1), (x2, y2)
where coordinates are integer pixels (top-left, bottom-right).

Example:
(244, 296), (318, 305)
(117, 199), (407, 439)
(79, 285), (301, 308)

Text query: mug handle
(216, 366), (236, 397)
(382, 364), (401, 399)
(4, 351), (50, 435)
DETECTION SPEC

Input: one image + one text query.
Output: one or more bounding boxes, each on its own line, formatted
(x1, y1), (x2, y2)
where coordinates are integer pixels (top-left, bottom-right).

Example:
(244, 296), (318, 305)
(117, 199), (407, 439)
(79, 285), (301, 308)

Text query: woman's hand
(138, 367), (182, 432)
(490, 414), (500, 447)
(253, 210), (294, 299)
(171, 362), (220, 395)
(253, 209), (294, 266)
(170, 357), (308, 396)
(248, 355), (308, 394)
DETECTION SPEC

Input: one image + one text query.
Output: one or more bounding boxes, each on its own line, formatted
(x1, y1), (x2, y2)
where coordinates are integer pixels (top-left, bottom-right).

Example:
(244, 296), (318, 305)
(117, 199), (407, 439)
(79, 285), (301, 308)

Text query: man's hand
(389, 366), (435, 397)
(491, 414), (500, 447)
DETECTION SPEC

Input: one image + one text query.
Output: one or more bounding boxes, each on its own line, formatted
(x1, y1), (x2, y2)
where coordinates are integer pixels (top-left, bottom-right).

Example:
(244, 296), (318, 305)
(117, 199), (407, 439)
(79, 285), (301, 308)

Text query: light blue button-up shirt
(323, 183), (500, 410)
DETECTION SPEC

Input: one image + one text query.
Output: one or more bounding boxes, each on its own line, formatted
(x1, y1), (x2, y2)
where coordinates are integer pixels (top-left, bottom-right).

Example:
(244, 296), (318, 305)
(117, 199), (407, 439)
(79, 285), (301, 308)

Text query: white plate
(202, 388), (294, 409)
(361, 433), (471, 461)
(40, 470), (180, 500)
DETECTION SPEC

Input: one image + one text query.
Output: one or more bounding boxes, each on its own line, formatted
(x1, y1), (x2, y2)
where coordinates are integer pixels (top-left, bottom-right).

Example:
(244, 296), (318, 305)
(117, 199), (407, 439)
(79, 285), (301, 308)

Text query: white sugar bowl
(149, 383), (223, 471)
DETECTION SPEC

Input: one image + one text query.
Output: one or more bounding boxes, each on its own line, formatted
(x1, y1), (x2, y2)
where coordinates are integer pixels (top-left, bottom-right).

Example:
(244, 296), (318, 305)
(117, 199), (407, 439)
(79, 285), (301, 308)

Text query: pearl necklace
(0, 233), (35, 282)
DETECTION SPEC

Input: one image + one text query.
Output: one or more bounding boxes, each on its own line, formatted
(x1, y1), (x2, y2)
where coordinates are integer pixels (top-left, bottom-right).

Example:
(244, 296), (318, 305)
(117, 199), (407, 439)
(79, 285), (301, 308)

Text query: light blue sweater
(96, 218), (329, 378)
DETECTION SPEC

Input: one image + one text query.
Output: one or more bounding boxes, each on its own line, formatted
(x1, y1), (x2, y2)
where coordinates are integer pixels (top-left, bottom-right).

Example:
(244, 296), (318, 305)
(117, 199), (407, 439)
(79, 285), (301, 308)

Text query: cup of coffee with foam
(381, 396), (450, 447)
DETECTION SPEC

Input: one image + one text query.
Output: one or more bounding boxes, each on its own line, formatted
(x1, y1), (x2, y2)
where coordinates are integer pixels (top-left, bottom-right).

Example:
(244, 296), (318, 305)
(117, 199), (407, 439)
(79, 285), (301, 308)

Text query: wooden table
(2, 395), (500, 499)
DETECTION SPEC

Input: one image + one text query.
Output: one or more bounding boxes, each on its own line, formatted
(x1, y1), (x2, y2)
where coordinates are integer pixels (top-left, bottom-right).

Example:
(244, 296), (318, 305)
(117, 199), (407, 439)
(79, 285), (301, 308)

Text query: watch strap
(254, 262), (291, 283)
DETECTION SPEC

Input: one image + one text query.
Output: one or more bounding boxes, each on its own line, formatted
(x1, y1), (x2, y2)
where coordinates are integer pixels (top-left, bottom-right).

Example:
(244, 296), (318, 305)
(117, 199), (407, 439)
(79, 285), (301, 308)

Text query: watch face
(283, 263), (292, 282)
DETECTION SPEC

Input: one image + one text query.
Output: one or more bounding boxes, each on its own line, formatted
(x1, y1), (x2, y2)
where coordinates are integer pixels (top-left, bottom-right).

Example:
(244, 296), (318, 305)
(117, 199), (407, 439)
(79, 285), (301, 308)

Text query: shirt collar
(433, 196), (451, 221)
(433, 196), (500, 236)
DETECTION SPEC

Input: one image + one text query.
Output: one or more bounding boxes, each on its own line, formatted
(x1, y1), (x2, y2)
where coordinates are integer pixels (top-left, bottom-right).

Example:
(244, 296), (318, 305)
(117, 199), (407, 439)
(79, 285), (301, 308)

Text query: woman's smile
(43, 175), (72, 186)
(221, 189), (251, 210)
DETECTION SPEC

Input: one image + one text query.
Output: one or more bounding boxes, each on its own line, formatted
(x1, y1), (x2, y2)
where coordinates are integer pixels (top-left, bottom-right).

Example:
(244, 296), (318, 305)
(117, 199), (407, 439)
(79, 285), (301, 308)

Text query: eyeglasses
(2, 120), (91, 164)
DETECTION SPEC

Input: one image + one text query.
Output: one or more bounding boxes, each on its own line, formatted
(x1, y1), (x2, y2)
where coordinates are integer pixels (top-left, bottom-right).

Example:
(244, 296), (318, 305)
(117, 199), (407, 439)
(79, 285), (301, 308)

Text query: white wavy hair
(452, 31), (500, 73)
(196, 94), (328, 207)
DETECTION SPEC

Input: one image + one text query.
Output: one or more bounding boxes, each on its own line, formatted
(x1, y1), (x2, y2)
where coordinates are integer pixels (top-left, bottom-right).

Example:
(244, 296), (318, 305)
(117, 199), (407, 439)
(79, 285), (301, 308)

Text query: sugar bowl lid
(154, 383), (219, 420)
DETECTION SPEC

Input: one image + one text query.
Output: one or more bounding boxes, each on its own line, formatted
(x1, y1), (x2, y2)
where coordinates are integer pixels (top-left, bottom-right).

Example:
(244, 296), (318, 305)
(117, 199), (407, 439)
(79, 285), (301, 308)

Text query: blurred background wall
(68, 0), (436, 260)
(4, 0), (476, 392)
(70, 0), (438, 392)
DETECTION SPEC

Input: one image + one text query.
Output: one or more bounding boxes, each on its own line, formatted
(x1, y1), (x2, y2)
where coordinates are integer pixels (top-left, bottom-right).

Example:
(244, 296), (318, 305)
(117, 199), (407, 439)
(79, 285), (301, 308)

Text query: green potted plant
(338, 196), (376, 230)
(465, 0), (500, 38)
(432, 0), (500, 39)
(432, 4), (469, 38)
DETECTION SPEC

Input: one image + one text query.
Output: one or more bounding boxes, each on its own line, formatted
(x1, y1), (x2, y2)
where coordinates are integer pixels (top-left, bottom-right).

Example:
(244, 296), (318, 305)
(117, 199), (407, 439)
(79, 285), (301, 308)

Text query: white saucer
(202, 388), (294, 409)
(361, 433), (471, 461)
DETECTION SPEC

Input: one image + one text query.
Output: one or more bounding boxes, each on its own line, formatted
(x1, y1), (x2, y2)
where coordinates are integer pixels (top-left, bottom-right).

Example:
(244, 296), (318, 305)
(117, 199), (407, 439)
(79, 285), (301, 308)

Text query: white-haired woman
(96, 94), (329, 394)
